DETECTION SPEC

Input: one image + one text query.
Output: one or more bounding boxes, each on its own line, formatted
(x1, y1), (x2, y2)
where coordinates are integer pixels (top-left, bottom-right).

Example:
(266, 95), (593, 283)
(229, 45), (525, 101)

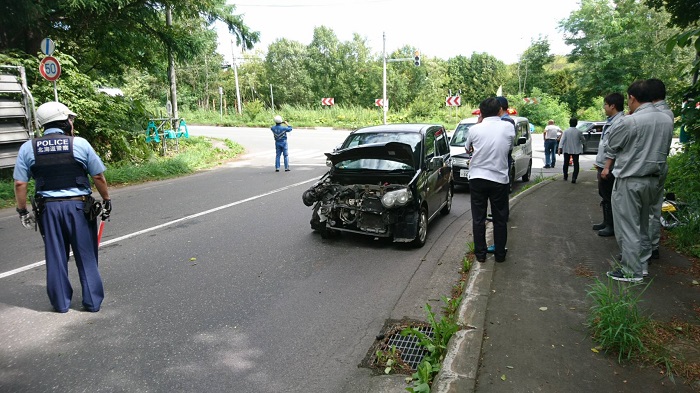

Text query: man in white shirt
(465, 97), (515, 263)
(543, 120), (561, 168)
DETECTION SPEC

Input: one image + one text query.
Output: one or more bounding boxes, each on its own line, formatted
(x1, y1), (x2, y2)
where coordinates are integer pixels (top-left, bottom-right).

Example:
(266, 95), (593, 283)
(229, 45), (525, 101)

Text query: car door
(422, 127), (448, 218)
(512, 120), (529, 178)
(584, 124), (604, 153)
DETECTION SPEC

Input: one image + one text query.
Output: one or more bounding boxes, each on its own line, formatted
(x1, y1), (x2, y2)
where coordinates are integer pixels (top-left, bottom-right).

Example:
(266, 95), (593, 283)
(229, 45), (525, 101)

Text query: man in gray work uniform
(603, 80), (674, 282)
(646, 78), (674, 261)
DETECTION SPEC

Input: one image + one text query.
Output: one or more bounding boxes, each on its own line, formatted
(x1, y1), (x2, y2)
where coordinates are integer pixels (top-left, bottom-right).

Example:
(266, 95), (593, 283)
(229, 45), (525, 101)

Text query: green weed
(402, 300), (461, 392)
(586, 277), (651, 362)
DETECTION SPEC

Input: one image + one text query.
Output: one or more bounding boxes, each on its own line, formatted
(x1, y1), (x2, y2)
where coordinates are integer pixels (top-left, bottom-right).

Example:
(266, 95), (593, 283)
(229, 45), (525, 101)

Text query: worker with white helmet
(13, 101), (111, 313)
(271, 115), (293, 172)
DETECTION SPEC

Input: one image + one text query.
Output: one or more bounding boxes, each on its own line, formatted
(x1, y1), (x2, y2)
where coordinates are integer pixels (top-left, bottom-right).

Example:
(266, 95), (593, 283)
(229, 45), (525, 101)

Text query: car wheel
(411, 207), (428, 248)
(522, 159), (532, 182)
(441, 184), (453, 215)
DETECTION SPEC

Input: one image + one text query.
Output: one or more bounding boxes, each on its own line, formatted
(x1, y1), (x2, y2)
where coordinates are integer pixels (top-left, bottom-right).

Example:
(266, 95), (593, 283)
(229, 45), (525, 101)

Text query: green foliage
(244, 99), (265, 122)
(375, 345), (404, 375)
(560, 0), (695, 110)
(0, 0), (258, 79)
(511, 88), (572, 130)
(664, 143), (700, 257)
(0, 137), (243, 207)
(402, 301), (461, 392)
(587, 277), (651, 362)
(406, 360), (440, 393)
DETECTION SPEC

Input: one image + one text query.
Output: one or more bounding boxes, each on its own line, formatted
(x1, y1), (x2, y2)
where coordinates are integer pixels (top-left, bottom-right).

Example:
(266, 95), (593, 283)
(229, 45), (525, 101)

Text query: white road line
(0, 177), (318, 280)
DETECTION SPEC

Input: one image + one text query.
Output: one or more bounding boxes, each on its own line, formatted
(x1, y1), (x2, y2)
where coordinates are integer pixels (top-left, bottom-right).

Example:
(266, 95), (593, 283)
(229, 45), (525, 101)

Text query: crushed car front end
(302, 141), (422, 242)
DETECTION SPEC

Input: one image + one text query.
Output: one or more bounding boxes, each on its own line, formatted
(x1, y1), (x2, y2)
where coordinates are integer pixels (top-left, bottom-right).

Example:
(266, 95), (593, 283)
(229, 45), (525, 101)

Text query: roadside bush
(664, 143), (700, 257)
(511, 88), (571, 131)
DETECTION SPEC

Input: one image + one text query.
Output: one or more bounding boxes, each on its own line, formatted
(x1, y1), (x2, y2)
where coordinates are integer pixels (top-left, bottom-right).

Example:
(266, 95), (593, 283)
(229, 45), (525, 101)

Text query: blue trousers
(275, 140), (289, 169)
(41, 200), (103, 312)
(544, 139), (557, 166)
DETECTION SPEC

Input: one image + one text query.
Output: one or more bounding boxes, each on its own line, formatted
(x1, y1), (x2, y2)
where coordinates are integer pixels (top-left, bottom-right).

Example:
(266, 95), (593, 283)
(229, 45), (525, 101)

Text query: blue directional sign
(40, 38), (56, 56)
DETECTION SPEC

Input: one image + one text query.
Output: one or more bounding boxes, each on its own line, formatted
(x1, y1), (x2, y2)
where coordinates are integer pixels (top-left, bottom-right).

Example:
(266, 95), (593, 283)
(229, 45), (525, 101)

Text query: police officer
(603, 81), (674, 282)
(13, 102), (112, 313)
(271, 115), (292, 172)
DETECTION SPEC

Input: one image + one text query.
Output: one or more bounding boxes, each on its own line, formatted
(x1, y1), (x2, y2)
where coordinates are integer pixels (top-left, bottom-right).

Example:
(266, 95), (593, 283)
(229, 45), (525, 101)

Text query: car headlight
(452, 157), (469, 167)
(381, 188), (412, 208)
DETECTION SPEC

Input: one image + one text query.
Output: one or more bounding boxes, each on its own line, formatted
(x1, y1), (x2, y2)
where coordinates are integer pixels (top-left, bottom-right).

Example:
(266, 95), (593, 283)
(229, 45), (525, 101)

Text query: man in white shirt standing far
(465, 97), (515, 263)
(543, 119), (561, 168)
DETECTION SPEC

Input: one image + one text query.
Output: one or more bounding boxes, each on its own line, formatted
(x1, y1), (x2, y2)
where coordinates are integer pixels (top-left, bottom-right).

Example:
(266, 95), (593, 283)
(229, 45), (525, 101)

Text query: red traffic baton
(97, 220), (105, 246)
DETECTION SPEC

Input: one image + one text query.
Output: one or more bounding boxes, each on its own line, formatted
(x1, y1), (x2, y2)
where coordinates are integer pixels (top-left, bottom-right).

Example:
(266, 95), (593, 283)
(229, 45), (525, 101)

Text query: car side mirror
(428, 156), (444, 170)
(518, 136), (527, 145)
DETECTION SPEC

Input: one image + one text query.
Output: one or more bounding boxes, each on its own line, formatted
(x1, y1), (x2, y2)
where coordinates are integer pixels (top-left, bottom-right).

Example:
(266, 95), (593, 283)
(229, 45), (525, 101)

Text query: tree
(305, 27), (340, 105)
(265, 39), (313, 107)
(560, 0), (694, 108)
(0, 1), (259, 79)
(517, 38), (554, 96)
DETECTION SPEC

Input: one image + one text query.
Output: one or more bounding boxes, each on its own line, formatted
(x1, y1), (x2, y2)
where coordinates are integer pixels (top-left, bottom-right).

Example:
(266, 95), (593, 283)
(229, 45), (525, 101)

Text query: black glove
(102, 199), (112, 221)
(17, 208), (35, 230)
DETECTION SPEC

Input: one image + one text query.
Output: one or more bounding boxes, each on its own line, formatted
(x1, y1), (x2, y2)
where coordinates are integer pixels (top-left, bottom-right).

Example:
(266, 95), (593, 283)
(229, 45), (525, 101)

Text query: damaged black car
(302, 124), (453, 247)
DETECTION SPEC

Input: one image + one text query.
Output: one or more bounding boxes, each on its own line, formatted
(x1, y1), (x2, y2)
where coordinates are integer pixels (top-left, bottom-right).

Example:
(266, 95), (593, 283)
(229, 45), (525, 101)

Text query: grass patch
(587, 277), (650, 362)
(586, 277), (700, 382)
(0, 136), (243, 207)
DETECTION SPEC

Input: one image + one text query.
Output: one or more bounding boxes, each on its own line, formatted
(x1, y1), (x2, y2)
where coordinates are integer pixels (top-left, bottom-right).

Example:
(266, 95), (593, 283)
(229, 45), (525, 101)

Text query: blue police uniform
(13, 129), (107, 312)
(271, 123), (293, 171)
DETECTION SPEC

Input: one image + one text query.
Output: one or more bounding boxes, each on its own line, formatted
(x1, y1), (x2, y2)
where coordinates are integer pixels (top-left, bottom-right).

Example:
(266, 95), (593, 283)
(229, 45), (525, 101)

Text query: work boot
(598, 201), (614, 237)
(592, 203), (606, 230)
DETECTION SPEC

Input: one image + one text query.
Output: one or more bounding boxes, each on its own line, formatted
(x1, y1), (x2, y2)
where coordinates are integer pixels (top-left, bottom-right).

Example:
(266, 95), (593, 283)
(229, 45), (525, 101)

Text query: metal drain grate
(386, 326), (434, 370)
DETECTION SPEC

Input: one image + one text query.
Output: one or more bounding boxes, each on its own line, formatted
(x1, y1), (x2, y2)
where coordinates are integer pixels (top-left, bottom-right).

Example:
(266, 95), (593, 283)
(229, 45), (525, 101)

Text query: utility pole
(382, 33), (420, 125)
(230, 39), (242, 115)
(270, 84), (274, 109)
(166, 6), (178, 124)
(382, 32), (387, 125)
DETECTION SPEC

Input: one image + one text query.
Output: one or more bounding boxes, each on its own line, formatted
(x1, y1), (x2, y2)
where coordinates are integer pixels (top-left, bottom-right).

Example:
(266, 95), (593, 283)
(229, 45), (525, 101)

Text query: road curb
(432, 177), (557, 393)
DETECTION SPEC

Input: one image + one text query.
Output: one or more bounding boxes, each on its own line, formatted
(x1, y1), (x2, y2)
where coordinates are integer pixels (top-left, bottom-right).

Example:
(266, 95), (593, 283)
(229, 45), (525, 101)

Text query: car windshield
(335, 159), (414, 171)
(450, 123), (475, 146)
(576, 121), (593, 131)
(337, 132), (421, 170)
(342, 132), (421, 150)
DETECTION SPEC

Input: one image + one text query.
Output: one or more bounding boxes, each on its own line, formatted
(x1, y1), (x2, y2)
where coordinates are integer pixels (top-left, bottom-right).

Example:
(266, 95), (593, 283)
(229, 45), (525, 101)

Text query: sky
(216, 0), (582, 65)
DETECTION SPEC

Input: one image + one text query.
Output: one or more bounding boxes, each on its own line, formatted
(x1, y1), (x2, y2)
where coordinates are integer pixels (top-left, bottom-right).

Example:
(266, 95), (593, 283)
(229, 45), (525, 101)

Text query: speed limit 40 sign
(39, 56), (61, 82)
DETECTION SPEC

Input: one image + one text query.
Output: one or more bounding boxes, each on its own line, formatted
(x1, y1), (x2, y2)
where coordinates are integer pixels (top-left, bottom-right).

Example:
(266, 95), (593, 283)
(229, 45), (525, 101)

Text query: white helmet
(274, 115), (283, 124)
(36, 102), (77, 127)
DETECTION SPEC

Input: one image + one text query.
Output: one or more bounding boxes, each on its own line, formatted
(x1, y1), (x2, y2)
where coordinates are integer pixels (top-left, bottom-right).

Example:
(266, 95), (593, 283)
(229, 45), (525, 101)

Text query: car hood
(325, 142), (416, 168)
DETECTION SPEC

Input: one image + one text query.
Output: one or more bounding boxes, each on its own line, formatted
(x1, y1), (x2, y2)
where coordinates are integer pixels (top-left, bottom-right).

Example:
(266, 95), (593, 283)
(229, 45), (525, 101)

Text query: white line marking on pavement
(0, 177), (318, 279)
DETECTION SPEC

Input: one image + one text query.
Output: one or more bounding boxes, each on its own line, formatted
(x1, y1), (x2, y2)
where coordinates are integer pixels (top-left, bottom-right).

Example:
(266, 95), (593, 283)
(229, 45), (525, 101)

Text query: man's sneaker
(476, 255), (486, 263)
(606, 269), (643, 282)
(544, 164), (551, 168)
(652, 249), (659, 259)
(642, 269), (648, 277)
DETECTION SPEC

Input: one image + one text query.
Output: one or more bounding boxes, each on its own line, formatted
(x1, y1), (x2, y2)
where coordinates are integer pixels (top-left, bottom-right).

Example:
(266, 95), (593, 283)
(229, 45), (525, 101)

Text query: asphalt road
(0, 126), (475, 392)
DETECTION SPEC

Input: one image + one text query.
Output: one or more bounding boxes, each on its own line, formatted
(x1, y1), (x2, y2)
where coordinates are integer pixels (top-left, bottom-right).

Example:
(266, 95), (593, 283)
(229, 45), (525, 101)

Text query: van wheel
(522, 159), (532, 182)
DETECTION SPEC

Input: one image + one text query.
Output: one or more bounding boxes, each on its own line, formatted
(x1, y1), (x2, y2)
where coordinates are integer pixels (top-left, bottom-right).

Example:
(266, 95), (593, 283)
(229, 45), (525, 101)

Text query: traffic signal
(414, 51), (420, 66)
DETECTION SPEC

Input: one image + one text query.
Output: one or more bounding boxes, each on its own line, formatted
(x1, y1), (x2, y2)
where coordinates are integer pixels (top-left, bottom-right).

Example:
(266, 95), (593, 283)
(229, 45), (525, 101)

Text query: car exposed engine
(303, 175), (412, 237)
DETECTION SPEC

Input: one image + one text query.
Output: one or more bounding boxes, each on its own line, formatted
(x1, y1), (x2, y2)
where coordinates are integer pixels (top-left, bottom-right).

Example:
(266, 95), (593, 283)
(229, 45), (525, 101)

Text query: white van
(449, 116), (532, 192)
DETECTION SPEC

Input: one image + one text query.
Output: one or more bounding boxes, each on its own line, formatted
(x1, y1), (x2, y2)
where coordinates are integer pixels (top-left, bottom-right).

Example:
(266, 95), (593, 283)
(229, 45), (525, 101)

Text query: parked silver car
(448, 116), (532, 192)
